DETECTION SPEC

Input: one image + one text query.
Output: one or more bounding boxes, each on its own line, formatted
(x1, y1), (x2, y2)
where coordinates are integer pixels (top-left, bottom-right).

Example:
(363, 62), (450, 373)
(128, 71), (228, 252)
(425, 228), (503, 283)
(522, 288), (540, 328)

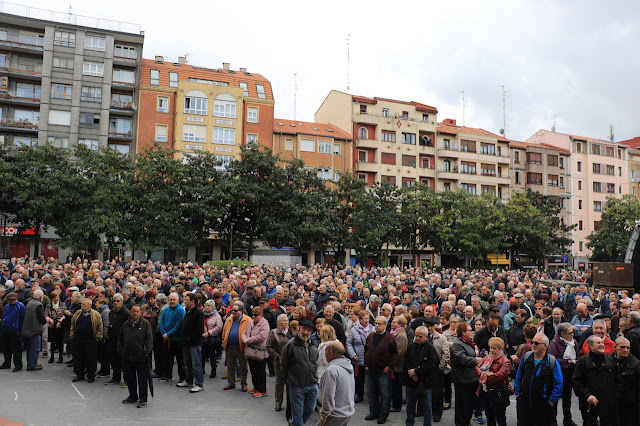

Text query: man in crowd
(158, 292), (185, 385)
(281, 319), (319, 426)
(70, 298), (103, 382)
(626, 311), (640, 359)
(222, 300), (250, 391)
(0, 292), (25, 372)
(105, 293), (130, 386)
(21, 289), (46, 371)
(613, 336), (640, 425)
(178, 292), (204, 393)
(404, 325), (438, 426)
(473, 314), (506, 353)
(570, 303), (593, 340)
(317, 340), (355, 426)
(364, 316), (398, 425)
(119, 305), (153, 408)
(579, 319), (615, 355)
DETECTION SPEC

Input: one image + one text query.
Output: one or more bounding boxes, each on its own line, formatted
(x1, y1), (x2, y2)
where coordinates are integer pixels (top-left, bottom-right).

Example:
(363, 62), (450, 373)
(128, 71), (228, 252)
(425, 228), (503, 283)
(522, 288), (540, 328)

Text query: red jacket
(580, 336), (615, 355)
(474, 353), (511, 395)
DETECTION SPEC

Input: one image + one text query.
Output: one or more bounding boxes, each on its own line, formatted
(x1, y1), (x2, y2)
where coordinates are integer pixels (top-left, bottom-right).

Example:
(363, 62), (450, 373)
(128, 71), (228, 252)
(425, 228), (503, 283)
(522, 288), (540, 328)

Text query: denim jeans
(25, 334), (41, 369)
(182, 345), (203, 387)
(366, 369), (392, 419)
(406, 386), (432, 426)
(289, 383), (318, 426)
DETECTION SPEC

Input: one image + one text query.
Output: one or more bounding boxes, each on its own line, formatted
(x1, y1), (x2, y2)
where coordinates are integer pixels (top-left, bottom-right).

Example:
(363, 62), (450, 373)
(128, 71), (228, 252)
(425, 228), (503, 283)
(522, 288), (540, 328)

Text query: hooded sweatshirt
(318, 356), (356, 421)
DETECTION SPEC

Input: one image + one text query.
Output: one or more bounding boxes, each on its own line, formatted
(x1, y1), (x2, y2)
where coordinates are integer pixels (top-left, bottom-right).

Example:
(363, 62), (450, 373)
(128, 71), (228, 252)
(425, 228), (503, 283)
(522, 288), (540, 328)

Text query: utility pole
(346, 34), (351, 93)
(460, 90), (466, 126)
(501, 85), (509, 137)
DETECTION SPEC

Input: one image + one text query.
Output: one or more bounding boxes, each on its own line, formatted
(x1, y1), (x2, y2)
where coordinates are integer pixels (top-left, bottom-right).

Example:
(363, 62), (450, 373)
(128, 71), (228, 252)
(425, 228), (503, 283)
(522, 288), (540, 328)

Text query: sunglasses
(232, 309), (240, 313)
(252, 313), (260, 317)
(618, 346), (630, 349)
(531, 341), (546, 346)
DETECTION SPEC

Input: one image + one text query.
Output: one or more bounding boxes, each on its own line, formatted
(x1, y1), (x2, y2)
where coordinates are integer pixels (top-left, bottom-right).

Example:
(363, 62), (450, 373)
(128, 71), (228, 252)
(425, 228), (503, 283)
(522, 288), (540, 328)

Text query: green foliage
(206, 260), (252, 269)
(587, 194), (640, 261)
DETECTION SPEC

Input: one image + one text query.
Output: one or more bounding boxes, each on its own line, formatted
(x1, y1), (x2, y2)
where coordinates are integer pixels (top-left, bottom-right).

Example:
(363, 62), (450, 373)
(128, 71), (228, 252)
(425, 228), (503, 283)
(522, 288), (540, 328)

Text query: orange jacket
(222, 314), (251, 350)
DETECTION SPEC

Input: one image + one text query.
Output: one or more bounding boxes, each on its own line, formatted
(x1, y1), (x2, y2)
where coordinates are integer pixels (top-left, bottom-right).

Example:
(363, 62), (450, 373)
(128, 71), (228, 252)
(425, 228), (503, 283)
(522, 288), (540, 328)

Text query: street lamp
(229, 222), (235, 261)
(409, 232), (415, 267)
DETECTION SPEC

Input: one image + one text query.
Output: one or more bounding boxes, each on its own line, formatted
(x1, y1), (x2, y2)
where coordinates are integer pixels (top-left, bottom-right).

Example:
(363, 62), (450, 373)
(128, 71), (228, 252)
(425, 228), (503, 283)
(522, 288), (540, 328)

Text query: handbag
(245, 344), (267, 361)
(487, 386), (511, 407)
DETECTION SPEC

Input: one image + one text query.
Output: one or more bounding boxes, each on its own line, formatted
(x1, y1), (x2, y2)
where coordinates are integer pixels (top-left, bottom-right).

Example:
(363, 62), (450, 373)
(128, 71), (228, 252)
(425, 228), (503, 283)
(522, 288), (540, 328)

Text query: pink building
(526, 130), (629, 267)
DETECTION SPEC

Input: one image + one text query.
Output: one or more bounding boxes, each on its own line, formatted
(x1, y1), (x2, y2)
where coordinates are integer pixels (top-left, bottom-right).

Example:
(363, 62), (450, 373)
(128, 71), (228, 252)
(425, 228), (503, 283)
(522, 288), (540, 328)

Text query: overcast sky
(27, 0), (640, 142)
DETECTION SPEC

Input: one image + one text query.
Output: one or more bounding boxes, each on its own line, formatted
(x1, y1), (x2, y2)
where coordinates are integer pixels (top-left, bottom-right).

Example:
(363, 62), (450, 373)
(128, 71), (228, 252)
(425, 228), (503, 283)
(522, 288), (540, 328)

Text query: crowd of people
(1, 255), (640, 426)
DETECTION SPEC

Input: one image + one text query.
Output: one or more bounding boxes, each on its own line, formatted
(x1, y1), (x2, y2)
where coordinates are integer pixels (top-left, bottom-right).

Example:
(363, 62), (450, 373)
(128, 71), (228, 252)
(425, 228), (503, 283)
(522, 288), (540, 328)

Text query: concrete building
(618, 137), (640, 201)
(0, 6), (143, 260)
(525, 129), (629, 268)
(137, 58), (274, 168)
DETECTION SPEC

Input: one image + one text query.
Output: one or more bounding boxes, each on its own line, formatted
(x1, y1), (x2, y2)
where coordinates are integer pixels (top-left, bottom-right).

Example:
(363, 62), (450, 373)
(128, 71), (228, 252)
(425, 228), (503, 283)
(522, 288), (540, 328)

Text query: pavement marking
(71, 384), (85, 399)
(24, 380), (52, 382)
(140, 418), (204, 422)
(13, 392), (18, 401)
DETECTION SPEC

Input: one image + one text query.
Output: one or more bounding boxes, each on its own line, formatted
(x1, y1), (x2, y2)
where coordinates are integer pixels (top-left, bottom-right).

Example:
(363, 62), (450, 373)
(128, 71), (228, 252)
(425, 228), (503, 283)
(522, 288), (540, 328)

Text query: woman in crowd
(390, 315), (408, 412)
(242, 306), (270, 398)
(316, 324), (337, 383)
(44, 290), (65, 363)
(346, 309), (373, 403)
(202, 299), (223, 378)
(451, 321), (481, 426)
(267, 314), (292, 412)
(474, 337), (510, 426)
(344, 304), (360, 335)
(547, 322), (580, 426)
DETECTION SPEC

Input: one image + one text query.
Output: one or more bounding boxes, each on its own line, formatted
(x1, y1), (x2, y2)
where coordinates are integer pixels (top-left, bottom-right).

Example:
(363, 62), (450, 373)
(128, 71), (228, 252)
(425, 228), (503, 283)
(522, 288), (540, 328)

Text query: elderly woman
(475, 337), (511, 426)
(45, 290), (66, 363)
(267, 314), (292, 412)
(451, 321), (481, 426)
(344, 304), (360, 335)
(201, 299), (223, 378)
(390, 315), (408, 412)
(242, 306), (270, 397)
(316, 324), (338, 383)
(548, 322), (580, 426)
(347, 309), (373, 403)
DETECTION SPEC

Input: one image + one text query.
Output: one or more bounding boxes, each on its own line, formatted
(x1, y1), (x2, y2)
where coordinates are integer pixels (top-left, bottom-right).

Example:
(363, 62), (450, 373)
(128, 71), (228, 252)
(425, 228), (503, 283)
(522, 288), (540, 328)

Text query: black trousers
(48, 327), (64, 357)
(152, 333), (163, 374)
(431, 369), (445, 419)
(166, 339), (185, 382)
(108, 338), (123, 382)
(454, 382), (476, 426)
(391, 373), (403, 409)
(123, 360), (149, 403)
(580, 407), (617, 426)
(97, 340), (110, 374)
(73, 339), (97, 379)
(201, 342), (217, 374)
(354, 364), (365, 397)
(248, 358), (267, 393)
(618, 402), (639, 426)
(443, 371), (452, 403)
(1, 332), (23, 369)
(516, 397), (554, 426)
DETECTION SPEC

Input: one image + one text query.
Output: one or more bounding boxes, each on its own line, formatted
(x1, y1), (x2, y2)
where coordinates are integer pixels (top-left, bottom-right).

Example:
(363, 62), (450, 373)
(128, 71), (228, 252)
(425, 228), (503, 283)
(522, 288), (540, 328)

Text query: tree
(525, 189), (574, 256)
(397, 184), (443, 257)
(587, 194), (640, 261)
(332, 172), (368, 263)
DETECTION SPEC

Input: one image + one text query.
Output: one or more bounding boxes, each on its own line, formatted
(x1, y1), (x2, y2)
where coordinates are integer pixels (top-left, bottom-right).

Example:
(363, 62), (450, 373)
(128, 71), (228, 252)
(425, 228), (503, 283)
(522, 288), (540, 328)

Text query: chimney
(154, 55), (164, 63)
(239, 67), (247, 73)
(223, 62), (230, 71)
(177, 56), (186, 65)
(444, 118), (456, 125)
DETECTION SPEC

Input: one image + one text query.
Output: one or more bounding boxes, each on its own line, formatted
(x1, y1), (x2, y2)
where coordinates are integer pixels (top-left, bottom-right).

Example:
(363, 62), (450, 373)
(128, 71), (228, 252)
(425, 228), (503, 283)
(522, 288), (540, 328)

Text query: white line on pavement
(14, 392), (18, 401)
(71, 384), (85, 399)
(24, 379), (52, 382)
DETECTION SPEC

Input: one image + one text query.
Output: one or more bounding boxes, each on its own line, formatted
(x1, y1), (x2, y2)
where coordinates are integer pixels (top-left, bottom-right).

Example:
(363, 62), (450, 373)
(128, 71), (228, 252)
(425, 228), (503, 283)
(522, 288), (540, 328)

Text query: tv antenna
(460, 90), (467, 126)
(609, 125), (615, 142)
(501, 85), (509, 137)
(346, 34), (351, 93)
(294, 73), (303, 121)
(552, 114), (559, 132)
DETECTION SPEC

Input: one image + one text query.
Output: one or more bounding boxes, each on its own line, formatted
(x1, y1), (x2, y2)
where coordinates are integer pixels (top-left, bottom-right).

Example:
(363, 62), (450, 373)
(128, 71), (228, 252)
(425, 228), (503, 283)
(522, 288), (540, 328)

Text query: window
(51, 84), (72, 100)
(318, 140), (332, 154)
(592, 163), (601, 174)
(461, 183), (476, 195)
(594, 201), (602, 212)
(183, 124), (206, 142)
(114, 45), (136, 59)
(189, 78), (228, 86)
(402, 155), (416, 167)
(54, 31), (76, 47)
(358, 151), (367, 162)
(607, 183), (615, 193)
(461, 140), (476, 152)
(214, 155), (233, 172)
(213, 127), (235, 145)
(593, 182), (601, 192)
(579, 241), (583, 251)
(382, 108), (389, 117)
(150, 70), (160, 85)
(47, 136), (69, 149)
(579, 220), (583, 231)
(333, 143), (341, 156)
(480, 143), (495, 155)
(79, 112), (100, 127)
(108, 144), (130, 154)
(576, 142), (582, 153)
(360, 104), (367, 114)
(514, 151), (520, 162)
(246, 134), (258, 144)
(113, 69), (135, 84)
(285, 139), (293, 151)
(592, 144), (601, 155)
(619, 167), (623, 177)
(402, 133), (416, 145)
(13, 137), (37, 146)
(83, 61), (104, 77)
(382, 130), (395, 142)
(256, 84), (266, 99)
(155, 125), (167, 142)
(547, 174), (558, 186)
(19, 31), (43, 46)
(79, 139), (99, 150)
(333, 171), (340, 181)
(480, 163), (495, 176)
(560, 176), (564, 188)
(358, 173), (367, 181)
(606, 146), (614, 157)
(157, 97), (169, 113)
(382, 175), (396, 186)
(169, 72), (178, 88)
(16, 83), (40, 100)
(579, 199), (583, 210)
(239, 82), (249, 96)
(300, 139), (315, 152)
(52, 56), (73, 70)
(577, 161), (582, 172)
(358, 127), (368, 139)
(214, 94), (236, 118)
(381, 153), (396, 165)
(184, 90), (208, 115)
(246, 107), (258, 123)
(112, 93), (133, 108)
(443, 182), (451, 190)
(109, 118), (131, 135)
(559, 157), (564, 169)
(527, 152), (542, 164)
(48, 110), (71, 126)
(84, 36), (105, 52)
(481, 186), (496, 196)
(422, 114), (430, 122)
(317, 166), (331, 180)
(547, 155), (558, 166)
(401, 111), (409, 119)
(443, 160), (451, 172)
(81, 86), (101, 102)
(443, 139), (451, 150)
(515, 171), (520, 184)
(402, 178), (416, 187)
(460, 161), (476, 174)
(594, 221), (601, 232)
(526, 172), (543, 185)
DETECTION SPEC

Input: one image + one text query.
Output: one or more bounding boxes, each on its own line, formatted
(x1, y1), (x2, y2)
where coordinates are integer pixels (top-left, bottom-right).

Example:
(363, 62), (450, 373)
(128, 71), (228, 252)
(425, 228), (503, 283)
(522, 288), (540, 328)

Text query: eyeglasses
(232, 309), (240, 313)
(564, 331), (574, 335)
(618, 346), (630, 349)
(252, 313), (260, 317)
(531, 341), (545, 346)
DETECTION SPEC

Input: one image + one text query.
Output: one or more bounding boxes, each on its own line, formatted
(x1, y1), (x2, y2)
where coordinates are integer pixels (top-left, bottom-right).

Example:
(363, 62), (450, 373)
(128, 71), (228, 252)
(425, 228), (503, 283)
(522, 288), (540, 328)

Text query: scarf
(479, 352), (503, 390)
(52, 302), (59, 312)
(461, 336), (479, 355)
(391, 326), (404, 335)
(561, 337), (576, 361)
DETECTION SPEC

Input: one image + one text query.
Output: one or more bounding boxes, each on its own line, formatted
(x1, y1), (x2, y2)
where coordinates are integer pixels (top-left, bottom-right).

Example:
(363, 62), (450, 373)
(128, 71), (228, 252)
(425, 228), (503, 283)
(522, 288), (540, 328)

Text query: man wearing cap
(281, 319), (319, 426)
(70, 298), (103, 382)
(0, 292), (25, 371)
(364, 316), (398, 424)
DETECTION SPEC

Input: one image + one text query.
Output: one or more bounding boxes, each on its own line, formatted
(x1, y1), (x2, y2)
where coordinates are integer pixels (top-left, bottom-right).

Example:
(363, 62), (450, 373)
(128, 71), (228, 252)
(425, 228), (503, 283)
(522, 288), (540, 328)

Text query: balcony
(0, 34), (44, 53)
(438, 143), (510, 162)
(355, 160), (378, 173)
(0, 91), (40, 106)
(110, 101), (135, 115)
(631, 170), (640, 183)
(353, 112), (436, 130)
(0, 118), (39, 132)
(356, 138), (379, 149)
(112, 56), (137, 67)
(108, 130), (132, 141)
(111, 81), (135, 90)
(438, 169), (460, 180)
(0, 60), (43, 79)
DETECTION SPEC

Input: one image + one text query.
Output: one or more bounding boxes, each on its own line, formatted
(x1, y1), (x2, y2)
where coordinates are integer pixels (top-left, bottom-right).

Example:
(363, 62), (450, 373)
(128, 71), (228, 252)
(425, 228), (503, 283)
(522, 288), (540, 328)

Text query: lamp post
(229, 222), (235, 261)
(409, 232), (415, 267)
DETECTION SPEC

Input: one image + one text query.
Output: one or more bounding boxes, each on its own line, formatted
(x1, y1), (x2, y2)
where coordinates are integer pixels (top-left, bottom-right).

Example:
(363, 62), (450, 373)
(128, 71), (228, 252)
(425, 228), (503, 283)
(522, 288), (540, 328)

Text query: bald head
(325, 340), (346, 362)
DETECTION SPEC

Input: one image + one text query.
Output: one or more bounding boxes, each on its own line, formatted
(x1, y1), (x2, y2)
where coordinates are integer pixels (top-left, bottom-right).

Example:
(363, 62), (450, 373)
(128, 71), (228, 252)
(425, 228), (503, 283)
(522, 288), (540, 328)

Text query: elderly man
(317, 340), (355, 426)
(105, 293), (130, 386)
(281, 320), (319, 426)
(318, 305), (347, 345)
(222, 301), (251, 391)
(70, 298), (103, 382)
(1, 292), (25, 371)
(158, 292), (185, 384)
(570, 303), (593, 340)
(626, 311), (640, 359)
(579, 319), (615, 355)
(473, 314), (506, 353)
(364, 316), (398, 425)
(613, 336), (640, 425)
(541, 307), (564, 342)
(21, 289), (46, 371)
(572, 335), (623, 426)
(119, 305), (153, 408)
(404, 325), (438, 426)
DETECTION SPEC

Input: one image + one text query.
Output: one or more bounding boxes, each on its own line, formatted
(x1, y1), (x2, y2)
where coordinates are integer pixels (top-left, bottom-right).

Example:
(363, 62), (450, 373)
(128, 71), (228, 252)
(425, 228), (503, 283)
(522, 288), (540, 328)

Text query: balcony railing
(0, 91), (40, 103)
(0, 33), (44, 48)
(0, 117), (38, 129)
(439, 143), (509, 158)
(110, 101), (135, 111)
(0, 59), (43, 75)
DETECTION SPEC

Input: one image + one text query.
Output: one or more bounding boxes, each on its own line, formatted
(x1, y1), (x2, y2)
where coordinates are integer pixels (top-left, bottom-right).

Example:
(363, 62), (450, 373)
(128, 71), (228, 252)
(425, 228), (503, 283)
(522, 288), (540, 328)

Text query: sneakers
(122, 398), (137, 404)
(252, 391), (268, 397)
(475, 416), (485, 424)
(176, 381), (191, 387)
(189, 385), (204, 393)
(121, 383), (128, 388)
(248, 388), (256, 393)
(137, 402), (147, 408)
(158, 378), (171, 383)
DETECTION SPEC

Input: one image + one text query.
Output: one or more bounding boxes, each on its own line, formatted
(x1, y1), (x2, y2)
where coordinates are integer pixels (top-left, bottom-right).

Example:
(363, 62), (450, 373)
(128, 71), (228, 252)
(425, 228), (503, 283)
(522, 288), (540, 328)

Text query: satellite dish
(499, 129), (504, 135)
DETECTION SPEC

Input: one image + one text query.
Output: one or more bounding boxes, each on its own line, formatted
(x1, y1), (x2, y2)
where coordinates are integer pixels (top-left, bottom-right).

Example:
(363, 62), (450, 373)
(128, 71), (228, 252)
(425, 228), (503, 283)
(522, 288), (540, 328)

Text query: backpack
(509, 350), (556, 380)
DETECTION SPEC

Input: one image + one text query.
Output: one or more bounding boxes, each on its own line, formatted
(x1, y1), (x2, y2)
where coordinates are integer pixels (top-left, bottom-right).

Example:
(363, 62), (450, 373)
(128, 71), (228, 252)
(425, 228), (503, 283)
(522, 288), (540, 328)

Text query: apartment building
(315, 89), (438, 188)
(509, 140), (570, 195)
(272, 118), (352, 183)
(0, 9), (144, 154)
(526, 129), (629, 267)
(619, 137), (640, 201)
(138, 58), (274, 168)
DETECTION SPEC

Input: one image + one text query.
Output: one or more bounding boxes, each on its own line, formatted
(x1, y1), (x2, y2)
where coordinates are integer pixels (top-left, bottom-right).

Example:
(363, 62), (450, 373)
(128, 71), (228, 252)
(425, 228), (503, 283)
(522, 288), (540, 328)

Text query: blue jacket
(514, 352), (563, 403)
(158, 304), (185, 341)
(1, 301), (26, 334)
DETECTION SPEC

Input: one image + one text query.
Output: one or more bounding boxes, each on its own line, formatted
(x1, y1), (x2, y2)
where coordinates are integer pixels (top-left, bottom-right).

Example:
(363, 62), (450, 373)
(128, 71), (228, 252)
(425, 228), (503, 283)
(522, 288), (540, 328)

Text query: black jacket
(473, 326), (506, 352)
(614, 353), (640, 406)
(572, 352), (623, 414)
(281, 334), (319, 387)
(450, 338), (480, 385)
(118, 318), (153, 362)
(180, 307), (204, 347)
(626, 324), (640, 360)
(108, 306), (130, 340)
(506, 322), (526, 356)
(403, 341), (438, 388)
